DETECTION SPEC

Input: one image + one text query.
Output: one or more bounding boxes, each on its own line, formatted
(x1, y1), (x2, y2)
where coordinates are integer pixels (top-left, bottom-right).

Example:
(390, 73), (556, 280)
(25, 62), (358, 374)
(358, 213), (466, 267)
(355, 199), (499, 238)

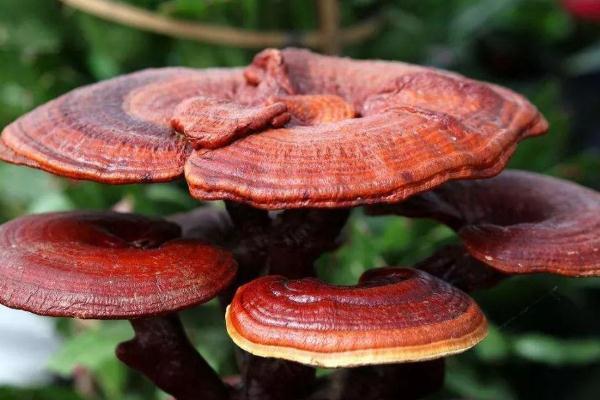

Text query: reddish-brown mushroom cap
(0, 68), (244, 183)
(185, 48), (547, 209)
(225, 267), (487, 367)
(0, 137), (41, 169)
(371, 170), (600, 277)
(171, 96), (290, 150)
(2, 48), (547, 207)
(0, 211), (237, 319)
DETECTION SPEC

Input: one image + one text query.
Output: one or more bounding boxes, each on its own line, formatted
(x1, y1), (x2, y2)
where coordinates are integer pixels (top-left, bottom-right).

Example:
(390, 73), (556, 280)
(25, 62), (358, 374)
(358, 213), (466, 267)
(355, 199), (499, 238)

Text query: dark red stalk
(117, 315), (229, 400)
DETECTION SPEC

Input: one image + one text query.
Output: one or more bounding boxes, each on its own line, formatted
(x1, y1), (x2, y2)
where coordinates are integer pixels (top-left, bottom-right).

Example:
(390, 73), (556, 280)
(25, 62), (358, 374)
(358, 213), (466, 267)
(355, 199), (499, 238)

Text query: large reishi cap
(225, 268), (487, 367)
(0, 68), (243, 183)
(371, 170), (600, 277)
(186, 48), (548, 209)
(0, 211), (237, 318)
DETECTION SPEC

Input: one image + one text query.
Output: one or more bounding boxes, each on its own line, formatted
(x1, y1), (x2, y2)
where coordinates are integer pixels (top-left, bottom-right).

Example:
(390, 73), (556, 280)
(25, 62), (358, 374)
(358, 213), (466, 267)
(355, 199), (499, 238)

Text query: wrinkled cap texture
(1, 48), (547, 208)
(371, 170), (600, 277)
(225, 268), (487, 367)
(0, 68), (243, 183)
(0, 211), (237, 319)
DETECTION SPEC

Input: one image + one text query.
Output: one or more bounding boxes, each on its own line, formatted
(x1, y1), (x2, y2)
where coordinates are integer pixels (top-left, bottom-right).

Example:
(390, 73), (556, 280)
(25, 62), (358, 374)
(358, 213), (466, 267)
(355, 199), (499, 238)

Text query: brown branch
(318, 0), (341, 54)
(116, 315), (229, 400)
(59, 0), (382, 49)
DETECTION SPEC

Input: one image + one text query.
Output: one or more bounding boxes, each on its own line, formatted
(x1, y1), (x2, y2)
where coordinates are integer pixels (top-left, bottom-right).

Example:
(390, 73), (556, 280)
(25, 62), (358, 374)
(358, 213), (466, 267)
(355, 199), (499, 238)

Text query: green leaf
(450, 0), (515, 43)
(445, 358), (516, 400)
(182, 301), (237, 376)
(0, 386), (83, 400)
(565, 41), (600, 76)
(27, 192), (75, 214)
(48, 322), (132, 376)
(512, 334), (600, 366)
(75, 14), (164, 79)
(94, 358), (129, 399)
(475, 324), (511, 362)
(0, 165), (66, 219)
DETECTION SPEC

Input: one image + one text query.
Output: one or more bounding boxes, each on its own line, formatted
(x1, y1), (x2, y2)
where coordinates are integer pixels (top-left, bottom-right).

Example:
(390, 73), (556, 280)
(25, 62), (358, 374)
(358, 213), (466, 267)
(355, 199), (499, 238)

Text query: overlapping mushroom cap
(225, 267), (487, 367)
(1, 48), (547, 209)
(371, 170), (600, 276)
(187, 48), (547, 208)
(0, 68), (246, 183)
(0, 211), (237, 318)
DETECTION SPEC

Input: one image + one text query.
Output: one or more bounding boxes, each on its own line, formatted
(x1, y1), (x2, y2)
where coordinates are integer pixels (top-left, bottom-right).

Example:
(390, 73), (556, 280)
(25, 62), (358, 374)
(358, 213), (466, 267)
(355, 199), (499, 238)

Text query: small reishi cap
(0, 211), (237, 319)
(225, 267), (487, 368)
(370, 170), (600, 277)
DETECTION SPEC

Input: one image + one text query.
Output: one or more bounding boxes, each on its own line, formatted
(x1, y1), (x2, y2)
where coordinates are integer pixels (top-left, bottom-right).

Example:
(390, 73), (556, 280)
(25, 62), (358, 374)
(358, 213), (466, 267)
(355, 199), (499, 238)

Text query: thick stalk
(220, 201), (272, 305)
(116, 314), (229, 400)
(415, 245), (505, 293)
(241, 354), (315, 400)
(224, 203), (350, 400)
(310, 359), (445, 400)
(267, 208), (350, 278)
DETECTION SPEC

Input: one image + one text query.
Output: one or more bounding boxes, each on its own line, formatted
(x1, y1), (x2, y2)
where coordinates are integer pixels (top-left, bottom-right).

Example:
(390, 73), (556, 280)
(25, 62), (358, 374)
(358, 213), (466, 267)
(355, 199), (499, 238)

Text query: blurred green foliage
(0, 1), (599, 399)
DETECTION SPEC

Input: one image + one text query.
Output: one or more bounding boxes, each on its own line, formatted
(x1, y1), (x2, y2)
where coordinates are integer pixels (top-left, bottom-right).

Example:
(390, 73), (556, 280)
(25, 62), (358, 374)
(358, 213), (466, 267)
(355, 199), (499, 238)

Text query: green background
(0, 1), (599, 399)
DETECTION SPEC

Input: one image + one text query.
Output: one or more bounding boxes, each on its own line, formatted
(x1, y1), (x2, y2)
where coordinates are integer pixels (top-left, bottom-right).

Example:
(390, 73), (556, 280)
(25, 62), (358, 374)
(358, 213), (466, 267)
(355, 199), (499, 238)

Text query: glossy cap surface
(0, 211), (237, 318)
(0, 68), (243, 183)
(226, 267), (487, 367)
(1, 48), (547, 208)
(372, 170), (600, 276)
(186, 48), (547, 209)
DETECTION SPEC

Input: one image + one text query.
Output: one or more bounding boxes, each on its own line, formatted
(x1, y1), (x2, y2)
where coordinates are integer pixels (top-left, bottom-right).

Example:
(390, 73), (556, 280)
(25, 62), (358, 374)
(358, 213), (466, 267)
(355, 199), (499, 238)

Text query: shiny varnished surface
(1, 68), (243, 183)
(0, 212), (237, 318)
(226, 268), (487, 367)
(373, 170), (600, 276)
(1, 48), (547, 207)
(186, 48), (547, 208)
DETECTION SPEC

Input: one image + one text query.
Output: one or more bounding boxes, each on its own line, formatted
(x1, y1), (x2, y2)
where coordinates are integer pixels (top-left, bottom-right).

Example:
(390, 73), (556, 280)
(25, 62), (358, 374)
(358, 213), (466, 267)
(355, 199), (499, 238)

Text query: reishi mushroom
(0, 211), (237, 400)
(225, 268), (487, 368)
(1, 48), (547, 209)
(5, 46), (595, 399)
(184, 48), (548, 209)
(369, 170), (600, 277)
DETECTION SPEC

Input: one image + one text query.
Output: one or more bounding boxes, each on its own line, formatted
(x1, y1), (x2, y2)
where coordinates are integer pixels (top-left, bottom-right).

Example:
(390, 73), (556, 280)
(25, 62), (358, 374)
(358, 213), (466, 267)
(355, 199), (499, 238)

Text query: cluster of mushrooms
(0, 48), (598, 400)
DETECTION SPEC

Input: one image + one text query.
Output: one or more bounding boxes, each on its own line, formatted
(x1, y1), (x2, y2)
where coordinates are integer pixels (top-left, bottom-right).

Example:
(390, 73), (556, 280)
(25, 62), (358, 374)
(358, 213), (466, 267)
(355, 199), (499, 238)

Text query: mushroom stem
(415, 245), (506, 292)
(223, 204), (349, 400)
(221, 201), (272, 304)
(240, 354), (316, 400)
(267, 208), (350, 278)
(314, 359), (445, 400)
(116, 314), (229, 400)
